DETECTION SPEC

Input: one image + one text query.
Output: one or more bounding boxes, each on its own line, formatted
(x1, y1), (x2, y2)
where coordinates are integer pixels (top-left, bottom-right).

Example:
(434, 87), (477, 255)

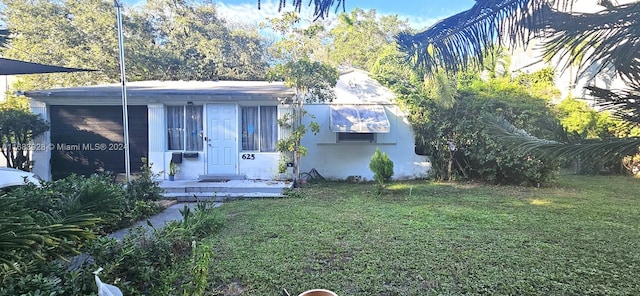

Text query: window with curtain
(167, 106), (184, 150)
(185, 105), (203, 151)
(241, 106), (277, 152)
(167, 105), (203, 151)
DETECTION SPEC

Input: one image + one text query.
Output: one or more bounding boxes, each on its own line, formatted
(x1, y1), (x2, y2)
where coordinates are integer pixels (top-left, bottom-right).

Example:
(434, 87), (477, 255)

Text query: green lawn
(204, 175), (640, 295)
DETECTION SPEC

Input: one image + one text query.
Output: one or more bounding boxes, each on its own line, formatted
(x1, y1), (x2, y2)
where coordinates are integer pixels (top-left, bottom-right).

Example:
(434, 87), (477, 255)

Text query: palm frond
(544, 2), (640, 83)
(587, 85), (640, 125)
(0, 214), (49, 271)
(424, 70), (457, 108)
(488, 117), (640, 161)
(0, 196), (97, 271)
(264, 0), (346, 20)
(396, 0), (569, 75)
(0, 29), (9, 48)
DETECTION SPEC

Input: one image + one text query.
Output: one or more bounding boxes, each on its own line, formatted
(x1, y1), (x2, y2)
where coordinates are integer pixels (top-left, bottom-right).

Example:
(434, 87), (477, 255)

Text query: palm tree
(394, 0), (638, 81)
(396, 0), (640, 162)
(542, 1), (640, 86)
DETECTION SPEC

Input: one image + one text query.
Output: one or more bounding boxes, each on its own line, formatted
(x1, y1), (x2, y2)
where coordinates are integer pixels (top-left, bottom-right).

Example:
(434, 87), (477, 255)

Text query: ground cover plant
(206, 175), (640, 295)
(0, 163), (166, 295)
(87, 201), (225, 295)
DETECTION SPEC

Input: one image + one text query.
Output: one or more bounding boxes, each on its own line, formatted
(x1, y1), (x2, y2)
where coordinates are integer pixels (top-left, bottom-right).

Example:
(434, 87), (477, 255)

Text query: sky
(215, 0), (476, 29)
(127, 0), (477, 30)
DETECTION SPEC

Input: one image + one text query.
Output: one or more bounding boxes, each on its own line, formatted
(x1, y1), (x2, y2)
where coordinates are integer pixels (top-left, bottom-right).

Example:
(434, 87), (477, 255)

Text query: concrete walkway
(108, 201), (222, 240)
(67, 201), (223, 271)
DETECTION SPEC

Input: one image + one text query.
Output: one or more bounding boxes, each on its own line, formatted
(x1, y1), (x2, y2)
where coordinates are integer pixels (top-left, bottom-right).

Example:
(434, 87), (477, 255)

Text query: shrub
(126, 158), (164, 202)
(1, 200), (224, 295)
(407, 75), (560, 185)
(0, 171), (166, 295)
(0, 272), (65, 296)
(88, 201), (224, 295)
(123, 159), (163, 223)
(369, 148), (394, 187)
(555, 97), (640, 175)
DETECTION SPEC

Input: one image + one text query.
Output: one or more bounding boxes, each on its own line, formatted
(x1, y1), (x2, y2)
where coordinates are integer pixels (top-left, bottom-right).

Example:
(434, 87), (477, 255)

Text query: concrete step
(164, 192), (285, 202)
(159, 179), (293, 201)
(162, 185), (285, 194)
(198, 174), (247, 181)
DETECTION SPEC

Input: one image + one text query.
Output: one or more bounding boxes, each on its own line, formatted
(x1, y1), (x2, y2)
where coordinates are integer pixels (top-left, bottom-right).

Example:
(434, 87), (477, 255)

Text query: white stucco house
(25, 69), (430, 182)
(300, 69), (430, 180)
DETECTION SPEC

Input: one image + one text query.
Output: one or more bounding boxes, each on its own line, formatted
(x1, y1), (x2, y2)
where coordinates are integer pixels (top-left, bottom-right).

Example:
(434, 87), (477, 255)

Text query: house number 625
(241, 153), (255, 160)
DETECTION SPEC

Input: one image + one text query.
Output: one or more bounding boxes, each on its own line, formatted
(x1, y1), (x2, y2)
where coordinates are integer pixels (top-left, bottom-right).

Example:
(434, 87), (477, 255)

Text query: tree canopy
(0, 107), (49, 170)
(0, 0), (270, 90)
(265, 0), (639, 90)
(328, 8), (409, 71)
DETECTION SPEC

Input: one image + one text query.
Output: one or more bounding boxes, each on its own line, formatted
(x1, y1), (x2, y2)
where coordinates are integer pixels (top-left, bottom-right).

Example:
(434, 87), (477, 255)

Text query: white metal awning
(329, 104), (390, 133)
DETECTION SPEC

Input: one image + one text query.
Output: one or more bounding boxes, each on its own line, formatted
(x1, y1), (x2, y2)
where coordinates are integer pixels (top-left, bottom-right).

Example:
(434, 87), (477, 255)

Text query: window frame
(166, 105), (203, 151)
(240, 105), (278, 152)
(336, 132), (376, 143)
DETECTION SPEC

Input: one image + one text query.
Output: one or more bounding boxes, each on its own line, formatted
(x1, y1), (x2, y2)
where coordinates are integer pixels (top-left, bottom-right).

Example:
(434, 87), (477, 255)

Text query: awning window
(329, 104), (390, 133)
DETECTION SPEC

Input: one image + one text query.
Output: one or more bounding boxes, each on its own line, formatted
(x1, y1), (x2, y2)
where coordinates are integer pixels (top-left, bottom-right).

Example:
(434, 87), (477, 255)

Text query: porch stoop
(160, 177), (293, 201)
(198, 174), (248, 181)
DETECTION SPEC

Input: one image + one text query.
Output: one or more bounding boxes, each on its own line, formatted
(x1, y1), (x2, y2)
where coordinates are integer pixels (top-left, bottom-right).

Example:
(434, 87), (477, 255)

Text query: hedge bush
(407, 75), (560, 185)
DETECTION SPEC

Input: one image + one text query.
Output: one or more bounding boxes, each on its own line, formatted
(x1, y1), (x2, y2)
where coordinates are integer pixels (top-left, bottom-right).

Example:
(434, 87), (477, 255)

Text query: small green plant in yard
(369, 147), (394, 191)
(182, 241), (212, 296)
(86, 202), (224, 295)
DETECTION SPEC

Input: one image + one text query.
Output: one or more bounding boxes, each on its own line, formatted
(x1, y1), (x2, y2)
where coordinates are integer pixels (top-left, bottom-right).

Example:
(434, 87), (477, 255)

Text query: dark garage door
(50, 105), (148, 180)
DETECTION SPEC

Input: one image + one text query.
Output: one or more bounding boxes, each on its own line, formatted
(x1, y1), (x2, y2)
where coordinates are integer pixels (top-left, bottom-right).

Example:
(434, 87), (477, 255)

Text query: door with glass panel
(206, 104), (237, 174)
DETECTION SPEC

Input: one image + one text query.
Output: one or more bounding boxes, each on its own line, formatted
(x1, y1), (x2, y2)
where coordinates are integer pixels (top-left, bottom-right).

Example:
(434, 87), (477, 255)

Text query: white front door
(206, 104), (237, 174)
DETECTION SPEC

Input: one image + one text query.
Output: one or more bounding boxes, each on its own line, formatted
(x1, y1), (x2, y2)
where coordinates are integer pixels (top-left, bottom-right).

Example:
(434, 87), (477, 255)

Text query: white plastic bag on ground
(94, 268), (123, 296)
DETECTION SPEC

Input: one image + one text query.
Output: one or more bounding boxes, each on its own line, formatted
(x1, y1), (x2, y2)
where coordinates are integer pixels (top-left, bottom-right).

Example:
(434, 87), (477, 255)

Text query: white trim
(30, 101), (51, 181)
(148, 104), (165, 153)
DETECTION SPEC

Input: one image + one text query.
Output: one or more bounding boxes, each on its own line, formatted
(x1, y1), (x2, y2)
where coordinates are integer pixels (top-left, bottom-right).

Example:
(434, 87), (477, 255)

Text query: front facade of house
(27, 71), (430, 181)
(27, 81), (294, 181)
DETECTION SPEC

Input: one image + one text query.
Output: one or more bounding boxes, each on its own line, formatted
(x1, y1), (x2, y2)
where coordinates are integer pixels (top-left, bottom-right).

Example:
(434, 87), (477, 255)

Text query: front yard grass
(205, 175), (640, 295)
